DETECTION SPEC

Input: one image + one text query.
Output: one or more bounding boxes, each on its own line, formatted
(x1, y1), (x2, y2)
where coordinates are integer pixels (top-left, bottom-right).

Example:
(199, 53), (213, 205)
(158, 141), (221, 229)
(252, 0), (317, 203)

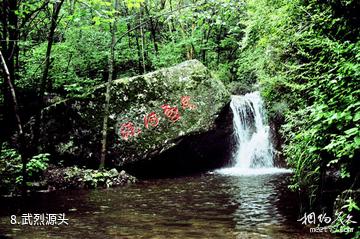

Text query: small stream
(0, 172), (335, 239)
(0, 92), (337, 238)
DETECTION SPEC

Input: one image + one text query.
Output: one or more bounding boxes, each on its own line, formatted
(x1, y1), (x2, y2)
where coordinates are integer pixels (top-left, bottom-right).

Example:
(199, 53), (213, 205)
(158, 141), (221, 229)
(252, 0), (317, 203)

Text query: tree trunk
(33, 0), (64, 153)
(99, 0), (119, 169)
(0, 0), (10, 147)
(139, 10), (146, 73)
(0, 51), (22, 137)
(124, 7), (132, 49)
(135, 29), (142, 72)
(1, 0), (19, 141)
(216, 25), (223, 65)
(0, 50), (27, 196)
(201, 18), (213, 63)
(169, 0), (176, 31)
(144, 2), (158, 55)
(41, 0), (65, 93)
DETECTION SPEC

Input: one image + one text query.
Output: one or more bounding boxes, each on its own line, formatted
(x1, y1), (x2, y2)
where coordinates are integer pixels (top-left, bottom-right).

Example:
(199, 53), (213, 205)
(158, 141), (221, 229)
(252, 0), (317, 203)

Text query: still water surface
(0, 172), (336, 239)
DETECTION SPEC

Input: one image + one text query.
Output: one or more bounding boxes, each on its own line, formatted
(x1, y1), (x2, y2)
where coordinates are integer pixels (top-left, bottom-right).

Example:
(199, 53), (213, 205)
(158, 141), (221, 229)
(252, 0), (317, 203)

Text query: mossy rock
(27, 60), (230, 167)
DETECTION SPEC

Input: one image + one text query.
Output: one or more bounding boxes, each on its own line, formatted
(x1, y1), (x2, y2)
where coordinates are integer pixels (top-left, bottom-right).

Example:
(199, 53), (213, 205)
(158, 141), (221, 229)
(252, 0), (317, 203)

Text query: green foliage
(0, 144), (22, 194)
(0, 144), (51, 194)
(10, 0), (245, 101)
(150, 41), (185, 68)
(236, 0), (359, 226)
(46, 166), (135, 189)
(331, 197), (359, 238)
(126, 0), (144, 9)
(26, 153), (50, 179)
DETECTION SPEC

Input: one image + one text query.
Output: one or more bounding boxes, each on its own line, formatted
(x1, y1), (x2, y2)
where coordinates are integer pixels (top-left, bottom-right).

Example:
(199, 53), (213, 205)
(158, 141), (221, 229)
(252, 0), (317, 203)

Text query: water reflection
(0, 173), (336, 238)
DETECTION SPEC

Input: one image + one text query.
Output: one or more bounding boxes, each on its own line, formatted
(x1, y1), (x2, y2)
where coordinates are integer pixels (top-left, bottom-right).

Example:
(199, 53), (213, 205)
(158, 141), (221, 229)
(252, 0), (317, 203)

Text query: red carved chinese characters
(118, 96), (197, 141)
(180, 96), (196, 110)
(161, 104), (181, 122)
(119, 122), (141, 141)
(144, 112), (159, 129)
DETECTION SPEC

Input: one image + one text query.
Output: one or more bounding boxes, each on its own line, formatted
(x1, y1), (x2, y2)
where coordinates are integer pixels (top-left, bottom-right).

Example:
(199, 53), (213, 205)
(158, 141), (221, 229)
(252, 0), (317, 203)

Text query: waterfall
(217, 91), (291, 175)
(230, 92), (274, 168)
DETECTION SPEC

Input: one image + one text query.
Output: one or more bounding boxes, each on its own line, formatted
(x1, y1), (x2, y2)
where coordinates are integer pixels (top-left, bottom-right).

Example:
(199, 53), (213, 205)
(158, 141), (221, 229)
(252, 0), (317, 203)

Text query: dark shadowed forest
(0, 0), (359, 238)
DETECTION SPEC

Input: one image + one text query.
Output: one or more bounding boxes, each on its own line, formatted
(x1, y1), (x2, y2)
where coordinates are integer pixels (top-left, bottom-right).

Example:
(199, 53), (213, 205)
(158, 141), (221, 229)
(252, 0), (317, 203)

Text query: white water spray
(217, 91), (291, 175)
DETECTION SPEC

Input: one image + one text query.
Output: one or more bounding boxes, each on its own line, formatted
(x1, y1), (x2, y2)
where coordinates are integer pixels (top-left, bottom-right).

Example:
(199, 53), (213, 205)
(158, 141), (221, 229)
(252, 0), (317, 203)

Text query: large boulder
(27, 60), (232, 173)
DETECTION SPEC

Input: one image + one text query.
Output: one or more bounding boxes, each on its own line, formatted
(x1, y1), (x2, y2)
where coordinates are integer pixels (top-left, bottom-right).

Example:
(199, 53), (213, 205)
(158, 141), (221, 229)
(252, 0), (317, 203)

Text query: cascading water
(217, 91), (291, 175)
(230, 92), (274, 168)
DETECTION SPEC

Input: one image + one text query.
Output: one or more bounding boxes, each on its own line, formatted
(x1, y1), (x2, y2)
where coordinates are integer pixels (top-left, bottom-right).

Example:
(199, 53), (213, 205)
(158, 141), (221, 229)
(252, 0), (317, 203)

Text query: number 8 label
(10, 215), (17, 225)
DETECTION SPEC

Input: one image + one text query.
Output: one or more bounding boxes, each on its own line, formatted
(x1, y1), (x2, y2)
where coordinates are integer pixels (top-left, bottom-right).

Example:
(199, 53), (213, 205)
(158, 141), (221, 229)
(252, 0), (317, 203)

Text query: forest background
(0, 0), (359, 238)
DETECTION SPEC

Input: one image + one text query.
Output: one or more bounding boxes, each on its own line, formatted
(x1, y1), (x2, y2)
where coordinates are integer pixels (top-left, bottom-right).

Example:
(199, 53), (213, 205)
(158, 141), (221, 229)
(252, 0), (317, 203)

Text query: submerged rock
(26, 60), (231, 172)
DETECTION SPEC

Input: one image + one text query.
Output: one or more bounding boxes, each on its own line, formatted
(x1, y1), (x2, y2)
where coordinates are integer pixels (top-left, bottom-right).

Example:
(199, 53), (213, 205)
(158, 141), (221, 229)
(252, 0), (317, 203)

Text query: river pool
(0, 172), (336, 239)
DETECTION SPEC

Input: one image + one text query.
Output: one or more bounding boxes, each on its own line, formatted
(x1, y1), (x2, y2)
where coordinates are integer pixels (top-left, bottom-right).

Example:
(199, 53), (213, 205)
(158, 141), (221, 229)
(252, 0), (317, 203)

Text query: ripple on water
(0, 172), (337, 239)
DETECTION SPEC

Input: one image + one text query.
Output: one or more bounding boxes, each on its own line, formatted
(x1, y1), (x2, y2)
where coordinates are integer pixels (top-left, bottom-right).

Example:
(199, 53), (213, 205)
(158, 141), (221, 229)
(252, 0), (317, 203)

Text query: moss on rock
(27, 60), (230, 168)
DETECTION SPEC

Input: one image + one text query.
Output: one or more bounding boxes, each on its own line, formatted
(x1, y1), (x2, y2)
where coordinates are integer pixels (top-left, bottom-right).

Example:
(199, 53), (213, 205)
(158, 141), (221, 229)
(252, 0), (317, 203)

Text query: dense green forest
(1, 0), (359, 238)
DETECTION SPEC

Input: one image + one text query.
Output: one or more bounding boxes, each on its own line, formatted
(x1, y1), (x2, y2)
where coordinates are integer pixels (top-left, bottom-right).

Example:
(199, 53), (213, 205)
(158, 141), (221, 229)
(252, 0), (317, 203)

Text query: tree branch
(0, 50), (22, 135)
